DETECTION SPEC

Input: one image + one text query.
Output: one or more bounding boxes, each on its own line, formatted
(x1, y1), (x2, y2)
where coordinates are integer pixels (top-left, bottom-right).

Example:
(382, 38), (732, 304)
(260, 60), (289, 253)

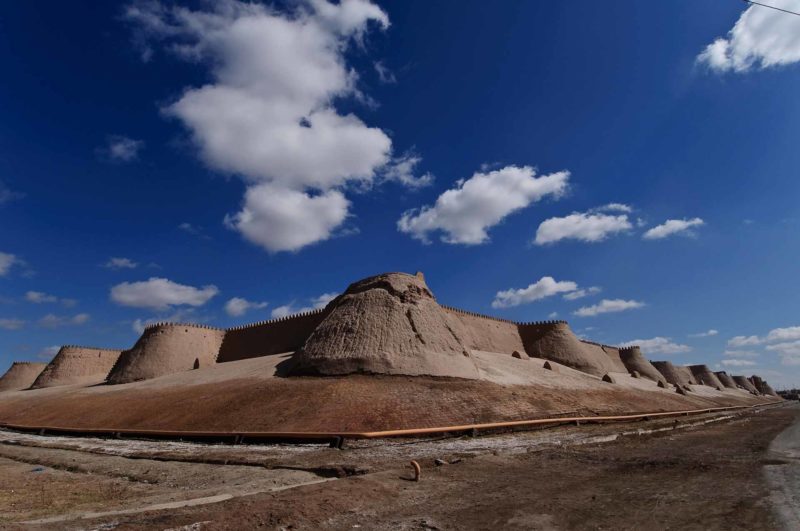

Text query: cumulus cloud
(224, 297), (268, 317)
(0, 180), (23, 205)
(765, 326), (800, 343)
(724, 349), (759, 358)
(642, 218), (704, 240)
(126, 0), (423, 253)
(38, 313), (90, 328)
(102, 135), (144, 162)
(697, 1), (800, 73)
(728, 335), (762, 347)
(104, 257), (138, 269)
(619, 337), (691, 354)
(25, 291), (58, 304)
(0, 318), (25, 330)
(110, 277), (219, 310)
(399, 166), (569, 245)
(590, 203), (633, 213)
(492, 277), (578, 309)
(534, 210), (632, 245)
(0, 252), (20, 276)
(224, 184), (350, 252)
(381, 152), (433, 189)
(573, 299), (644, 317)
(271, 292), (337, 318)
(562, 286), (601, 301)
(721, 359), (757, 367)
(690, 329), (719, 338)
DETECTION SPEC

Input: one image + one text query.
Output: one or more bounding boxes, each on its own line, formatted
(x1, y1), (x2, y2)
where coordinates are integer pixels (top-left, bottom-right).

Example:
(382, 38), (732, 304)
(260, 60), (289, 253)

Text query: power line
(743, 0), (800, 17)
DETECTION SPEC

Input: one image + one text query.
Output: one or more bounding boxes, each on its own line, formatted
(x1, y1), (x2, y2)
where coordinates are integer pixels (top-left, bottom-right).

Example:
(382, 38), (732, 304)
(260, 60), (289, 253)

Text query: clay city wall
(619, 346), (667, 384)
(0, 362), (47, 392)
(31, 346), (123, 389)
(652, 361), (697, 387)
(216, 308), (329, 363)
(714, 371), (738, 389)
(441, 305), (525, 354)
(107, 323), (225, 384)
(518, 321), (621, 377)
(689, 364), (724, 389)
(733, 375), (759, 393)
(579, 340), (628, 373)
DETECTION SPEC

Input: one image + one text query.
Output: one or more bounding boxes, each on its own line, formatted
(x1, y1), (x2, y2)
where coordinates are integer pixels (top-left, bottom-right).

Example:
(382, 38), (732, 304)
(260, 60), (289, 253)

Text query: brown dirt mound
(30, 346), (122, 389)
(289, 272), (480, 378)
(714, 371), (738, 389)
(733, 375), (759, 393)
(0, 362), (47, 392)
(519, 322), (628, 377)
(107, 324), (225, 384)
(619, 347), (666, 384)
(689, 365), (724, 388)
(652, 361), (697, 387)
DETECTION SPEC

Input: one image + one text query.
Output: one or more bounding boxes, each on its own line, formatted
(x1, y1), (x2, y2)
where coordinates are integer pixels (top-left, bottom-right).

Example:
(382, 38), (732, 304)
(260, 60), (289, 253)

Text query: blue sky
(2, 0), (800, 387)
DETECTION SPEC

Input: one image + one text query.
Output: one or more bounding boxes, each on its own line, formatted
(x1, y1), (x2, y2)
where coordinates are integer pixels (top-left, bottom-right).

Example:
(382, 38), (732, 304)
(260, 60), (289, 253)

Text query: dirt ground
(0, 403), (796, 530)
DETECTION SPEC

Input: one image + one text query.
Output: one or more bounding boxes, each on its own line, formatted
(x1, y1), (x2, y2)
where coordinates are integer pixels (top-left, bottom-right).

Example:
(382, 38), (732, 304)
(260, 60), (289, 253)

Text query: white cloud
(271, 292), (337, 318)
(0, 180), (23, 205)
(721, 359), (757, 367)
(103, 135), (144, 162)
(765, 326), (800, 343)
(620, 337), (691, 354)
(689, 329), (719, 338)
(25, 291), (58, 304)
(126, 0), (420, 253)
(38, 313), (90, 328)
(131, 308), (208, 334)
(534, 210), (632, 245)
(573, 299), (645, 317)
(399, 166), (569, 245)
(110, 277), (219, 310)
(36, 345), (60, 360)
(0, 318), (25, 330)
(548, 311), (559, 319)
(374, 60), (396, 83)
(697, 1), (800, 73)
(224, 184), (350, 253)
(381, 152), (433, 189)
(104, 257), (138, 269)
(492, 277), (578, 309)
(0, 252), (19, 276)
(728, 335), (762, 347)
(224, 297), (268, 317)
(590, 203), (633, 213)
(642, 218), (704, 240)
(724, 349), (759, 358)
(562, 286), (601, 301)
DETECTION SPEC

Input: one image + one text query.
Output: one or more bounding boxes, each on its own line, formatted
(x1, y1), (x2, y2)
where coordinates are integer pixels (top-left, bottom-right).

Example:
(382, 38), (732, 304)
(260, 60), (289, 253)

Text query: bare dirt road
(0, 404), (796, 530)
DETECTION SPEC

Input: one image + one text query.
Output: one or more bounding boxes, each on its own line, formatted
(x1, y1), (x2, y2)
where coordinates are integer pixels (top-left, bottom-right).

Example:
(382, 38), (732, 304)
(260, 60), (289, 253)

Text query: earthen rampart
(518, 321), (620, 376)
(0, 362), (47, 392)
(714, 371), (738, 389)
(107, 323), (225, 384)
(652, 361), (696, 387)
(619, 346), (666, 384)
(31, 346), (122, 389)
(689, 364), (724, 389)
(216, 309), (329, 363)
(733, 375), (759, 393)
(441, 305), (524, 353)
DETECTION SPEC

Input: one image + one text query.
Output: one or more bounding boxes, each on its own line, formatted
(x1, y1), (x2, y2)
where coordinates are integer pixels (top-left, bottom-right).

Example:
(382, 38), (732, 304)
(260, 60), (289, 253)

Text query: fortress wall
(30, 346), (122, 389)
(652, 361), (696, 387)
(619, 346), (667, 383)
(440, 305), (524, 354)
(580, 340), (628, 373)
(749, 375), (777, 396)
(216, 309), (329, 363)
(107, 323), (225, 385)
(0, 362), (47, 392)
(714, 371), (738, 389)
(518, 321), (620, 377)
(689, 364), (724, 389)
(733, 375), (759, 393)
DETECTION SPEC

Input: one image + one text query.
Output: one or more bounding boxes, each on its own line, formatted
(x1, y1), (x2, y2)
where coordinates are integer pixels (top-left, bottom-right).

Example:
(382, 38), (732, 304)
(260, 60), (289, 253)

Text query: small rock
(543, 361), (555, 371)
(512, 351), (525, 359)
(602, 374), (615, 384)
(434, 458), (446, 466)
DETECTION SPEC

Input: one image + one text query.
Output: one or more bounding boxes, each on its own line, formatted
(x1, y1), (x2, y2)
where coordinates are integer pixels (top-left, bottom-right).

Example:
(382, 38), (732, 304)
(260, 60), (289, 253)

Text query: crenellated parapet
(225, 307), (327, 332)
(440, 304), (517, 325)
(143, 322), (224, 332)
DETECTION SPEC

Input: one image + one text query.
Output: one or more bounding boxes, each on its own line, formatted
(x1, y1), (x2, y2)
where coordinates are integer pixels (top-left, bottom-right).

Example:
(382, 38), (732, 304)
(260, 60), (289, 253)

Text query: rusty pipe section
(0, 403), (778, 444)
